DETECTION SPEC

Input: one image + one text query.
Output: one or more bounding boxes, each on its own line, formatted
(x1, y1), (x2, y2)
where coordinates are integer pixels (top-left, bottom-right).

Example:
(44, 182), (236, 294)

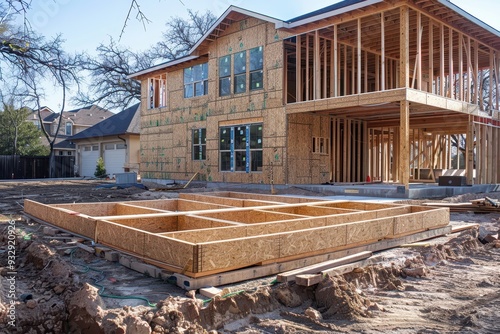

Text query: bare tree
(152, 10), (216, 60)
(0, 4), (82, 176)
(78, 10), (216, 109)
(75, 39), (155, 110)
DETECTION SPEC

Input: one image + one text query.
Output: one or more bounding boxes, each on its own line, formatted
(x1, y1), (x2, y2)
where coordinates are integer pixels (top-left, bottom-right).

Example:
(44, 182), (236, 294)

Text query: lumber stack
(23, 192), (450, 279)
(424, 197), (500, 213)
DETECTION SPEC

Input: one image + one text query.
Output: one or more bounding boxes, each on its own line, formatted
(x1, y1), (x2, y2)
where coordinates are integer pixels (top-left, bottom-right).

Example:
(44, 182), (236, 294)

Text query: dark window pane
(201, 128), (206, 143)
(202, 63), (209, 80)
(193, 64), (202, 81)
(219, 55), (231, 78)
(251, 150), (263, 171)
(193, 129), (200, 145)
(250, 46), (263, 71)
(201, 145), (206, 160)
(250, 124), (263, 149)
(193, 145), (201, 160)
(184, 84), (194, 98)
(234, 51), (246, 75)
(235, 151), (246, 171)
(220, 152), (231, 171)
(219, 77), (231, 96)
(184, 67), (193, 83)
(234, 127), (246, 150)
(203, 80), (209, 95)
(194, 82), (204, 96)
(234, 74), (246, 94)
(250, 71), (263, 90)
(219, 127), (231, 150)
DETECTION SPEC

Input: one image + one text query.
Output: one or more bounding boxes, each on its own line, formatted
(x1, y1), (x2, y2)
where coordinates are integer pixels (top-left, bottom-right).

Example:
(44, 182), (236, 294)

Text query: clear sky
(24, 0), (500, 111)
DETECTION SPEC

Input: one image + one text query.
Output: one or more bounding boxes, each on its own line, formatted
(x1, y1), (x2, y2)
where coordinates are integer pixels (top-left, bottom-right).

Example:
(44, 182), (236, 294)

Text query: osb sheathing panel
(179, 193), (244, 207)
(226, 192), (321, 204)
(115, 204), (168, 216)
(105, 216), (179, 233)
(316, 201), (397, 210)
(143, 234), (195, 271)
(177, 215), (237, 231)
(96, 220), (146, 255)
(199, 209), (306, 224)
(279, 224), (347, 258)
(393, 213), (423, 236)
(54, 202), (118, 217)
(124, 199), (179, 211)
(198, 235), (281, 272)
(269, 206), (355, 216)
(346, 217), (395, 244)
(24, 200), (96, 238)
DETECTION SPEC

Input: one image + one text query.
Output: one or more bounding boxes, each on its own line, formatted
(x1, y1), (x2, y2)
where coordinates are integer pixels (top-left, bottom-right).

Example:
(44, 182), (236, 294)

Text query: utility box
(115, 172), (137, 184)
(438, 176), (467, 186)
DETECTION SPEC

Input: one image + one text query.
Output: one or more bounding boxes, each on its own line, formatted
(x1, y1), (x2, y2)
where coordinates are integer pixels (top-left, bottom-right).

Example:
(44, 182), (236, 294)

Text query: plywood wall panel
(346, 217), (394, 244)
(199, 235), (280, 272)
(96, 220), (146, 255)
(144, 234), (195, 272)
(279, 224), (347, 257)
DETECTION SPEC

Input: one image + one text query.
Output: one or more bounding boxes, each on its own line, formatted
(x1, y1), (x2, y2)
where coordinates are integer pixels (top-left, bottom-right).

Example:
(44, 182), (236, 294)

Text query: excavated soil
(0, 180), (499, 333)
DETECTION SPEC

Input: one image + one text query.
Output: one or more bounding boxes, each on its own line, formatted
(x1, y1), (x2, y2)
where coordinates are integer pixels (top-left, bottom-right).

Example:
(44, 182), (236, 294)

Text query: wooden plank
(295, 274), (323, 286)
(173, 226), (452, 289)
(296, 34), (301, 102)
(400, 6), (409, 89)
(399, 101), (410, 189)
(277, 251), (372, 282)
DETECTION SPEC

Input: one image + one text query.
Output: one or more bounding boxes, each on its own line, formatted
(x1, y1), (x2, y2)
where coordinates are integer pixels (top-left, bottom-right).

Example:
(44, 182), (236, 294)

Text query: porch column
(399, 101), (410, 189)
(466, 115), (474, 185)
(399, 6), (410, 189)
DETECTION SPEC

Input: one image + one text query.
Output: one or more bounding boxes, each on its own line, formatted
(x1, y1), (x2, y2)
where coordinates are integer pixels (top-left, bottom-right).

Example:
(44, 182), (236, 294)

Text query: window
(148, 74), (167, 109)
(104, 143), (115, 150)
(220, 123), (263, 172)
(65, 122), (72, 136)
(249, 46), (263, 90)
(34, 120), (40, 129)
(184, 63), (208, 98)
(192, 128), (206, 160)
(116, 143), (126, 149)
(312, 137), (330, 155)
(234, 51), (246, 94)
(218, 46), (263, 96)
(219, 56), (231, 96)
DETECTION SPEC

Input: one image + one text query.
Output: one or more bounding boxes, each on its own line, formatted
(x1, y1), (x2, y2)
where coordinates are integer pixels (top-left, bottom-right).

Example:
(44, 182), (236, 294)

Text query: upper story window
(219, 56), (231, 97)
(65, 122), (72, 136)
(148, 74), (167, 109)
(234, 51), (246, 94)
(184, 63), (208, 98)
(219, 46), (263, 97)
(249, 46), (263, 90)
(33, 120), (40, 129)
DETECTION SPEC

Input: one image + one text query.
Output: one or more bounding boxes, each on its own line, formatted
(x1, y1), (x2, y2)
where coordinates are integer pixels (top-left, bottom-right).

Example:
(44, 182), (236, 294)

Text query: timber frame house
(130, 0), (500, 189)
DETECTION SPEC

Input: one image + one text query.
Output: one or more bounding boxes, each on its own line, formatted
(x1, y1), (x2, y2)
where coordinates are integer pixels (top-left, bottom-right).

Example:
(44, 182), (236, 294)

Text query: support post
(466, 116), (474, 185)
(399, 101), (410, 189)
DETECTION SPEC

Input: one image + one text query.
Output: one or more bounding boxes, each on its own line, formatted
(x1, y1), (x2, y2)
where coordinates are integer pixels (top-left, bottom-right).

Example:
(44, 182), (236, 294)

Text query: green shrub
(94, 157), (107, 178)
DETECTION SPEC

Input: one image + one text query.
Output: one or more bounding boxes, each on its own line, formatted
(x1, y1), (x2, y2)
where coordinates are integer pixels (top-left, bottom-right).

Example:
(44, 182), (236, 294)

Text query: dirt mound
(315, 275), (370, 319)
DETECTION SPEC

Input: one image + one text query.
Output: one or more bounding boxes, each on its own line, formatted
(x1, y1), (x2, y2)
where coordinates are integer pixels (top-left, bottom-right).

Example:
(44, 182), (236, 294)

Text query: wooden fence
(0, 155), (74, 179)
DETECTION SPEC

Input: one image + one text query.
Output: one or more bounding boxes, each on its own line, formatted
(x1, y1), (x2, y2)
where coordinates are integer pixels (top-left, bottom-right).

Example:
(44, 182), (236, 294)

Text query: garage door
(80, 145), (100, 177)
(104, 143), (126, 177)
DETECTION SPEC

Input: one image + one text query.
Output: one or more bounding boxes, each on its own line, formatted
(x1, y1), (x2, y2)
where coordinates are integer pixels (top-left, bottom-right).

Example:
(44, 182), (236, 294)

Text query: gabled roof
(68, 103), (140, 141)
(43, 105), (114, 125)
(129, 0), (500, 78)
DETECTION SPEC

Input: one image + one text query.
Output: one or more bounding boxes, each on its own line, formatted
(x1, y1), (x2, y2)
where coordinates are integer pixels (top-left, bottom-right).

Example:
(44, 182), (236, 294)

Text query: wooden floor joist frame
(23, 192), (450, 280)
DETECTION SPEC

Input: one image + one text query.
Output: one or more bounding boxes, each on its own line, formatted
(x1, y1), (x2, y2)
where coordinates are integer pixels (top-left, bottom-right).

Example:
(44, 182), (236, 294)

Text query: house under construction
(129, 0), (500, 189)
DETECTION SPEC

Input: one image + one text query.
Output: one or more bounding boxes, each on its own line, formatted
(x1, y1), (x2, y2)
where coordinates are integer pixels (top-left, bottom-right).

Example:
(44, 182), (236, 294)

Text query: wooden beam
(296, 35), (302, 102)
(400, 6), (409, 89)
(466, 116), (474, 185)
(357, 18), (362, 94)
(400, 101), (410, 189)
(334, 24), (338, 97)
(440, 23), (445, 96)
(417, 11), (422, 91)
(314, 30), (321, 100)
(381, 11), (385, 91)
(277, 251), (372, 283)
(449, 27), (454, 98)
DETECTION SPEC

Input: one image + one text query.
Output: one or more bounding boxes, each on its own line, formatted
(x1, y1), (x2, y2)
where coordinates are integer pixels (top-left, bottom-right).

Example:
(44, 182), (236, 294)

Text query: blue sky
(25, 0), (500, 111)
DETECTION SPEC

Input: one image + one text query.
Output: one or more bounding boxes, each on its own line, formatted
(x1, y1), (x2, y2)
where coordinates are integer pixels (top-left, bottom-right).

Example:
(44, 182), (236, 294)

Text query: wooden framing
(130, 0), (500, 188)
(24, 192), (449, 278)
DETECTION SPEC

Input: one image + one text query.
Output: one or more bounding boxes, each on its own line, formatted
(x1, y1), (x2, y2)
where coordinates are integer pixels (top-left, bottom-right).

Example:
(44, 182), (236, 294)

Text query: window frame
(192, 128), (207, 160)
(148, 74), (167, 109)
(219, 123), (263, 173)
(65, 122), (72, 136)
(184, 63), (208, 98)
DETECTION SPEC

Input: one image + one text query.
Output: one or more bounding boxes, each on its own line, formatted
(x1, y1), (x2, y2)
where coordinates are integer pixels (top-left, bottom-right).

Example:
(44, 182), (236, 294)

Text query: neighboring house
(68, 103), (141, 178)
(129, 0), (500, 188)
(26, 106), (54, 132)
